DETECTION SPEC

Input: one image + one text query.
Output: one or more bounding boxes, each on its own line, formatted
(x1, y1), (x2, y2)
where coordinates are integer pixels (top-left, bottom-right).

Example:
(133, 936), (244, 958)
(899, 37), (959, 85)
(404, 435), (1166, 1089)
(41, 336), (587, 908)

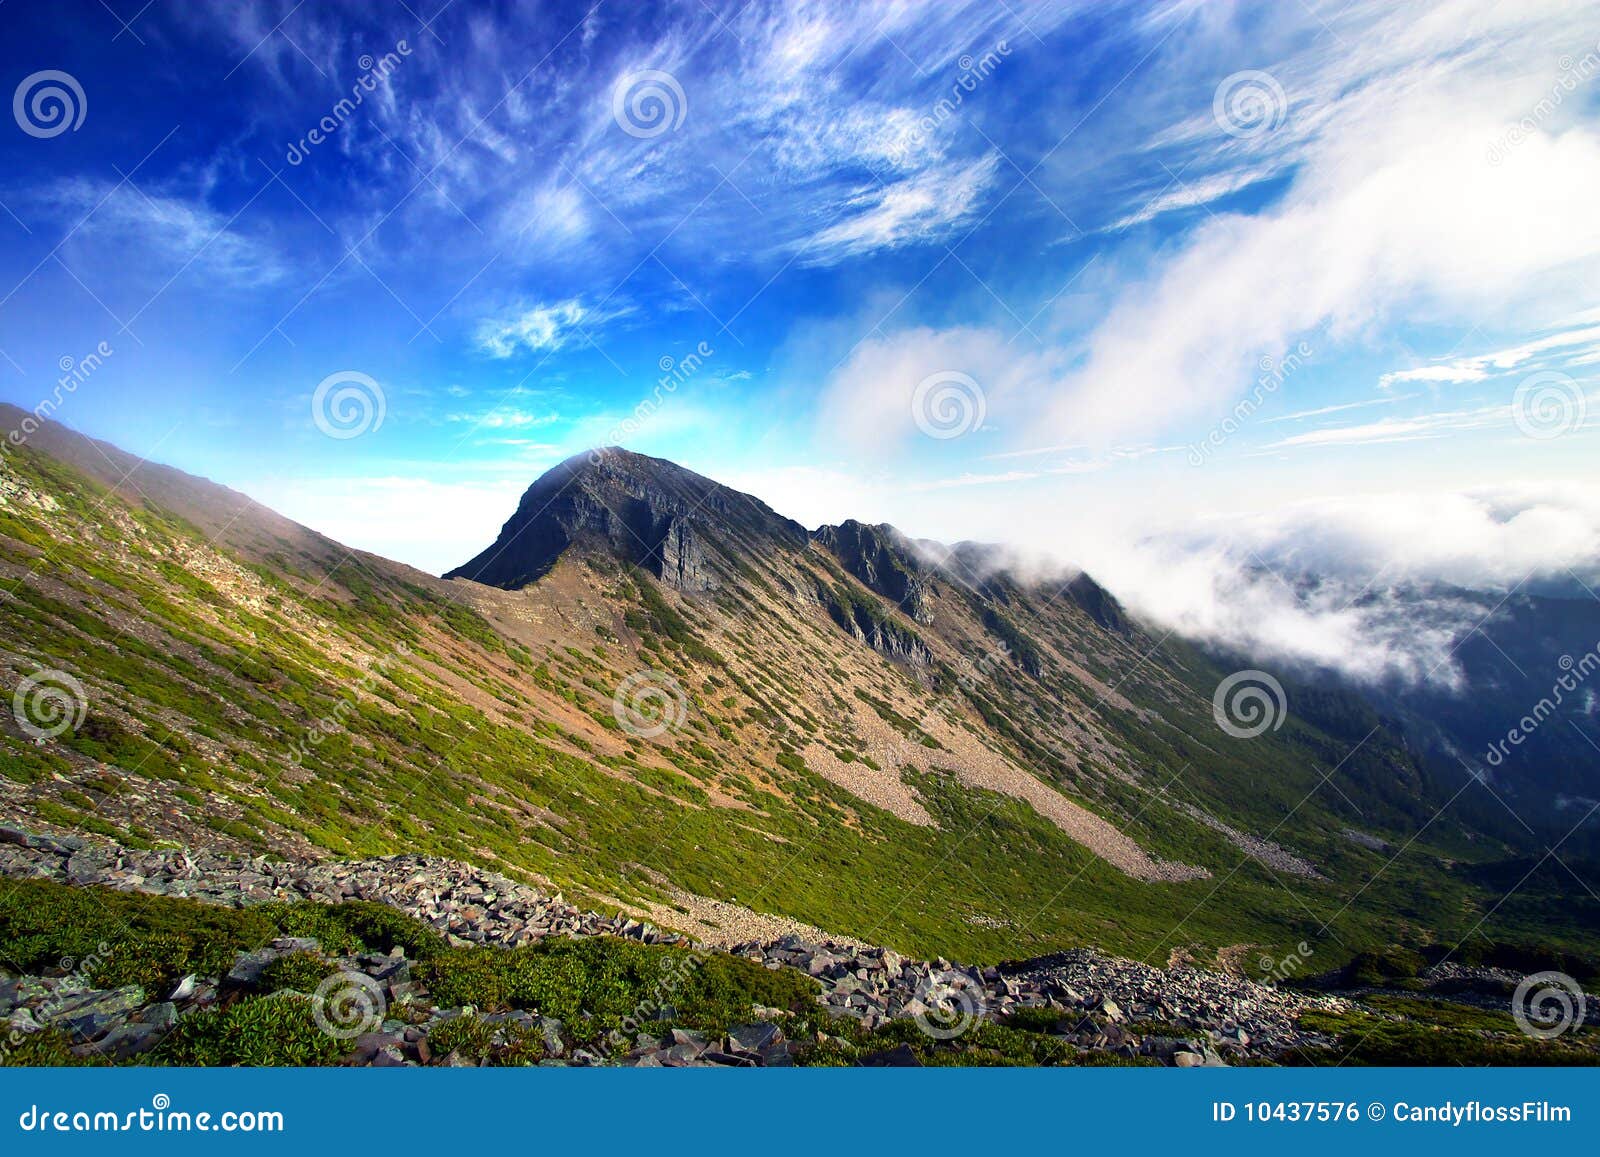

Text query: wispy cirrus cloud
(475, 298), (631, 358)
(35, 178), (287, 288)
(807, 154), (1001, 264)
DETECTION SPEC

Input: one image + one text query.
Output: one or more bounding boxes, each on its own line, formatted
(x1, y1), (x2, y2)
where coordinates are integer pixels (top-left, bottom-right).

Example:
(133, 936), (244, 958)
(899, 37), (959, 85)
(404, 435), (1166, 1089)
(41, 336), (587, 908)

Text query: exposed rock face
(1064, 572), (1130, 634)
(445, 448), (805, 592)
(813, 520), (935, 625)
(815, 580), (933, 668)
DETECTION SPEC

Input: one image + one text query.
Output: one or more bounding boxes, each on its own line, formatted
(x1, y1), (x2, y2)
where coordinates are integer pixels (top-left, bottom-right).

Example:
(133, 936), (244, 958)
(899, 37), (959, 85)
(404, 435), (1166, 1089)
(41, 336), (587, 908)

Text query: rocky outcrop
(1064, 572), (1130, 634)
(0, 830), (1353, 1067)
(445, 448), (805, 593)
(816, 581), (933, 668)
(812, 520), (935, 625)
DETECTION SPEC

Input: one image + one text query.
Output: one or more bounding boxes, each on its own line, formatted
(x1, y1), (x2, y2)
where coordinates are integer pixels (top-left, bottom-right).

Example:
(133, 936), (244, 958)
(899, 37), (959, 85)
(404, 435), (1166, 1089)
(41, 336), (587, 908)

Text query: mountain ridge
(1, 405), (1594, 971)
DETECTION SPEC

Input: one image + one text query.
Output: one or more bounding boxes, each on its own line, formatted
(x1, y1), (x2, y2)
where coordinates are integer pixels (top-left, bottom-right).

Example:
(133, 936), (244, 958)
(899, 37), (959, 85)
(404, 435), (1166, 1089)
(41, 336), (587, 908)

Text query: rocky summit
(445, 447), (808, 592)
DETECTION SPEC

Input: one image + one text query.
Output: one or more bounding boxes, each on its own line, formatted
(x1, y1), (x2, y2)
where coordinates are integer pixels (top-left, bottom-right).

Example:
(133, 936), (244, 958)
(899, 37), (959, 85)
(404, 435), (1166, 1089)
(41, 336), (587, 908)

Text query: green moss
(148, 994), (350, 1066)
(259, 951), (337, 994)
(0, 878), (272, 996)
(0, 1027), (106, 1067)
(1288, 1005), (1600, 1066)
(419, 937), (817, 1038)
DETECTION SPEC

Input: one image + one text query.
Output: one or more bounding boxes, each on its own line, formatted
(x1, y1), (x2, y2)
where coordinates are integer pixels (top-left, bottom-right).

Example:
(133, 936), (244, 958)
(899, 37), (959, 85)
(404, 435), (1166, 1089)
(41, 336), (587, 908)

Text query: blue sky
(3, 0), (1600, 678)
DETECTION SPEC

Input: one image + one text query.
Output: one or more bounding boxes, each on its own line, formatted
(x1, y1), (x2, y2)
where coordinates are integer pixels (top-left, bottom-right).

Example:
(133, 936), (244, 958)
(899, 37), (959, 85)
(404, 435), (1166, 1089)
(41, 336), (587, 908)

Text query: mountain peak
(446, 446), (806, 591)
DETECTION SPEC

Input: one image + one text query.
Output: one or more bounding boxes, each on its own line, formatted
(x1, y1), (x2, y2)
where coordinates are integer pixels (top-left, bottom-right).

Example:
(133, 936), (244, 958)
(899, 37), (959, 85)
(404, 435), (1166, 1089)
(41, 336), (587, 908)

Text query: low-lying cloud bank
(1051, 483), (1600, 688)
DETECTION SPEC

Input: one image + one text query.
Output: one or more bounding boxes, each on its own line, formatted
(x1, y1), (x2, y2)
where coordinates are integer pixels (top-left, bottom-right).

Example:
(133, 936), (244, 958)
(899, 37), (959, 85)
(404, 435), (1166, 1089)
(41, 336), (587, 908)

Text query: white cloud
(1262, 404), (1507, 449)
(1379, 323), (1600, 388)
(447, 408), (561, 430)
(41, 178), (287, 288)
(1042, 482), (1600, 686)
(1104, 163), (1279, 231)
(1378, 365), (1490, 388)
(808, 154), (1001, 264)
(825, 2), (1600, 451)
(476, 298), (625, 358)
